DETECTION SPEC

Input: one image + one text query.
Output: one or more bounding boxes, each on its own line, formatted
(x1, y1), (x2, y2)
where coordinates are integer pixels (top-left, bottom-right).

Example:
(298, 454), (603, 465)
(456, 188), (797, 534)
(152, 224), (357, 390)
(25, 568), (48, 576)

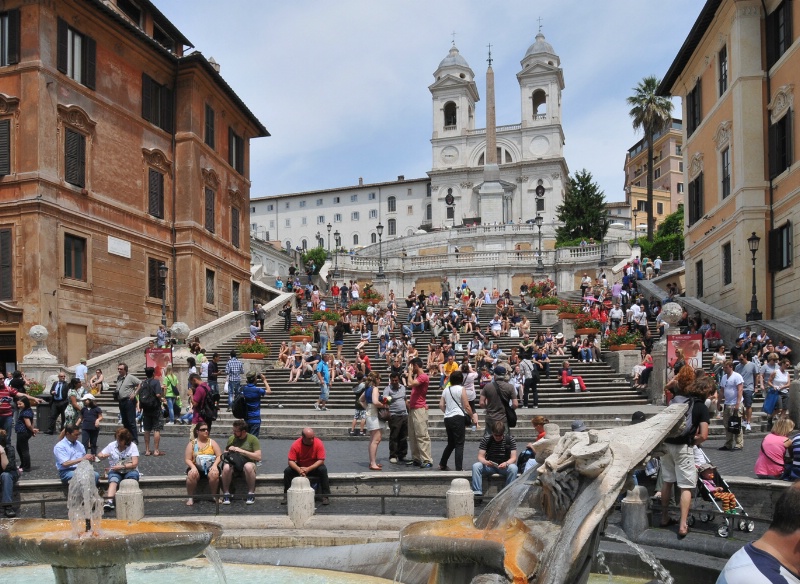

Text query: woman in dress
(97, 427), (139, 510)
(184, 422), (222, 506)
(89, 368), (104, 395)
(438, 370), (471, 471)
(461, 363), (480, 431)
(753, 418), (795, 479)
(710, 344), (727, 383)
(60, 378), (85, 438)
(363, 372), (385, 471)
(288, 352), (305, 383)
(631, 348), (654, 389)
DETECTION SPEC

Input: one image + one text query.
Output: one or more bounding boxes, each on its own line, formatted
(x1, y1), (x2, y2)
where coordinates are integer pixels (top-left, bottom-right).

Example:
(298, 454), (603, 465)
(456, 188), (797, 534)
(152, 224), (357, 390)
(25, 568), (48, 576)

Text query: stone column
(603, 350), (640, 379)
(446, 478), (475, 518)
(620, 485), (650, 540)
(559, 317), (575, 340)
(287, 476), (315, 528)
(114, 478), (144, 521)
(20, 325), (64, 387)
(540, 309), (558, 327)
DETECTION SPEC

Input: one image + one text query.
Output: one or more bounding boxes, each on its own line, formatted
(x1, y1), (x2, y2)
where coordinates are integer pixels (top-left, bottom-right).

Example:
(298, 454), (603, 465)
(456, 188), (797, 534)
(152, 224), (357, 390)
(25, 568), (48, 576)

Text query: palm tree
(627, 76), (673, 242)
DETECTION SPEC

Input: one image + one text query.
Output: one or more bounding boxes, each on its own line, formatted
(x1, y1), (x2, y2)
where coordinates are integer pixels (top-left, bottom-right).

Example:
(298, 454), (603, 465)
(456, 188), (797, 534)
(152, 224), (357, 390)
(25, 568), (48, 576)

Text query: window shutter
(65, 128), (79, 186)
(228, 127), (234, 167)
(768, 228), (782, 271)
(205, 188), (215, 232)
(161, 84), (173, 132)
(0, 119), (10, 176)
(148, 258), (158, 298)
(142, 74), (152, 123)
(84, 35), (96, 90)
(7, 9), (20, 65)
(236, 134), (244, 173)
(231, 207), (240, 248)
(205, 105), (214, 148)
(769, 120), (779, 178)
(76, 131), (86, 188)
(784, 110), (793, 168)
(0, 229), (12, 300)
(148, 168), (164, 218)
(57, 18), (68, 73)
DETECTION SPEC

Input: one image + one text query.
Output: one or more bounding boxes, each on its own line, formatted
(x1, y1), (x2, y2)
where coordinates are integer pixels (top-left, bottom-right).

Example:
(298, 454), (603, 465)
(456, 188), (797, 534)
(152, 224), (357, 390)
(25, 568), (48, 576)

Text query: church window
(353, 234), (359, 246)
(371, 233), (377, 244)
(444, 102), (457, 127)
(446, 207), (455, 219)
(387, 196), (396, 213)
(387, 219), (396, 235)
(426, 204), (432, 221)
(536, 198), (545, 212)
(532, 90), (547, 118)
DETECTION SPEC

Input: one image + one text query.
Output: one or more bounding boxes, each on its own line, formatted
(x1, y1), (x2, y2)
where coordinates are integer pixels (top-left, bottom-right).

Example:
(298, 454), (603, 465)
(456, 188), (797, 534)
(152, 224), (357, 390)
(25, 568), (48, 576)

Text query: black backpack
(671, 395), (698, 444)
(138, 379), (161, 412)
(200, 387), (219, 422)
(231, 393), (247, 420)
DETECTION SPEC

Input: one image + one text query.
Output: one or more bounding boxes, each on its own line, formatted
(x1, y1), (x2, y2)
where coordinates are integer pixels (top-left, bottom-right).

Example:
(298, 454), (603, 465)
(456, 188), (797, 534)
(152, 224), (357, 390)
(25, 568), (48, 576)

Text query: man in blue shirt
(313, 354), (331, 411)
(53, 424), (98, 484)
(241, 371), (268, 437)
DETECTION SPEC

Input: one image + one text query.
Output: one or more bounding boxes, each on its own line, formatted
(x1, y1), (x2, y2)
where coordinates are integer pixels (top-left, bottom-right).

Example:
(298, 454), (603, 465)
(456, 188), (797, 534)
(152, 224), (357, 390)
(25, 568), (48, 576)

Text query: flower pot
(290, 335), (312, 343)
(608, 344), (637, 351)
(575, 328), (600, 335)
(240, 352), (266, 360)
(350, 310), (366, 316)
(558, 313), (579, 319)
(367, 299), (382, 305)
(537, 304), (559, 311)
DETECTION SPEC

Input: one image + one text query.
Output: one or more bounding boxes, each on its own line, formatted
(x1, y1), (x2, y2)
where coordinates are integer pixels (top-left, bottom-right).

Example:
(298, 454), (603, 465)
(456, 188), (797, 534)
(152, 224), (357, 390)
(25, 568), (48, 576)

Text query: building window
(228, 128), (244, 174)
(444, 101), (457, 127)
(332, 196), (340, 204)
(204, 188), (215, 232)
(387, 218), (396, 235)
(536, 198), (545, 212)
(205, 269), (215, 305)
(316, 198), (323, 206)
(301, 217), (307, 226)
(679, 161), (684, 172)
(637, 200), (648, 212)
(334, 213), (342, 222)
(204, 104), (215, 149)
(231, 207), (240, 248)
(299, 200), (306, 208)
(269, 220), (274, 228)
(285, 218), (290, 227)
(141, 74), (173, 132)
(722, 242), (732, 286)
(353, 234), (359, 246)
(369, 192), (376, 200)
(65, 128), (86, 188)
(267, 204), (274, 211)
(147, 257), (164, 298)
(0, 10), (20, 67)
(446, 206), (455, 220)
(407, 205), (414, 215)
(654, 168), (661, 179)
(351, 211), (359, 221)
(676, 144), (682, 155)
(767, 1), (793, 68)
(677, 182), (684, 193)
(351, 194), (357, 202)
(721, 147), (731, 199)
(686, 81), (702, 136)
(231, 281), (240, 311)
(769, 111), (793, 178)
(369, 209), (377, 219)
(769, 221), (793, 271)
(657, 202), (664, 214)
(117, 0), (142, 27)
(426, 204), (432, 221)
(148, 168), (164, 218)
(696, 260), (704, 298)
(0, 118), (10, 176)
(301, 239), (307, 250)
(688, 173), (704, 226)
(64, 233), (87, 281)
(0, 228), (11, 300)
(718, 45), (728, 96)
(317, 215), (325, 224)
(387, 196), (396, 212)
(371, 233), (377, 244)
(57, 19), (96, 89)
(285, 202), (290, 209)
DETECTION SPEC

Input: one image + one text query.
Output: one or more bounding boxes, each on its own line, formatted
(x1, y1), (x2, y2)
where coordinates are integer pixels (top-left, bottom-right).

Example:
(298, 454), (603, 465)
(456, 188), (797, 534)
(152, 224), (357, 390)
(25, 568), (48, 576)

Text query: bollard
(287, 476), (316, 528)
(114, 478), (144, 521)
(446, 478), (475, 518)
(620, 485), (650, 540)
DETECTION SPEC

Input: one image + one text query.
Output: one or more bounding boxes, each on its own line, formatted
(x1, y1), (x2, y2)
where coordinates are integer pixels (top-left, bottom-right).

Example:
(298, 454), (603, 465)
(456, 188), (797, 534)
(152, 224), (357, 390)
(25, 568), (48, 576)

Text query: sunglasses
(197, 427), (209, 432)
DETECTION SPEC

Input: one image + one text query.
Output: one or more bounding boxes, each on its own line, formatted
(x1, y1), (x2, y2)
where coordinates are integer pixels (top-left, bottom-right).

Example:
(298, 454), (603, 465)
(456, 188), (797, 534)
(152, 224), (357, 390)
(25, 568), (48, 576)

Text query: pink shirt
(754, 433), (787, 477)
(409, 372), (429, 410)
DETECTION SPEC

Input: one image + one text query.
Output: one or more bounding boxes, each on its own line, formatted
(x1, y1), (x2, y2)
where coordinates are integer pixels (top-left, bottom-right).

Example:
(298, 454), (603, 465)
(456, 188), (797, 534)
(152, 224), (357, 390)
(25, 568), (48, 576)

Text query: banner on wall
(666, 334), (703, 382)
(145, 348), (173, 380)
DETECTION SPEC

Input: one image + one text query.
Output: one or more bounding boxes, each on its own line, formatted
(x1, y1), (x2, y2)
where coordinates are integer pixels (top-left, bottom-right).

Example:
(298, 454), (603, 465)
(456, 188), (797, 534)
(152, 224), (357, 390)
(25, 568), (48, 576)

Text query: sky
(156, 0), (701, 203)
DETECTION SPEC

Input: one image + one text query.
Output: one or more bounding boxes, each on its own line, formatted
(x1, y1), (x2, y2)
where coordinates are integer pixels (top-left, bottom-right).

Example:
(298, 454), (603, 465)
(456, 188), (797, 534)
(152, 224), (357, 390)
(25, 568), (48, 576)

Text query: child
(79, 394), (103, 455)
(349, 374), (367, 437)
(698, 464), (737, 511)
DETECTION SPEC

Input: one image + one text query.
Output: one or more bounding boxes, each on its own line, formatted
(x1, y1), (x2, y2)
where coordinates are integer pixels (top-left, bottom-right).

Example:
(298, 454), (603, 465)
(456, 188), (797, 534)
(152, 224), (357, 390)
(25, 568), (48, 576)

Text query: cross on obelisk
(537, 17), (543, 33)
(451, 30), (456, 46)
(487, 42), (493, 66)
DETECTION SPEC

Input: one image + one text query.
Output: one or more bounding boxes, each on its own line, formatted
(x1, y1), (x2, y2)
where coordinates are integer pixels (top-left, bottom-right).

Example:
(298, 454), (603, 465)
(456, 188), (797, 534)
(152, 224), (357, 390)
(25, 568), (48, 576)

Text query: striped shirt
(225, 357), (244, 383)
(478, 434), (517, 465)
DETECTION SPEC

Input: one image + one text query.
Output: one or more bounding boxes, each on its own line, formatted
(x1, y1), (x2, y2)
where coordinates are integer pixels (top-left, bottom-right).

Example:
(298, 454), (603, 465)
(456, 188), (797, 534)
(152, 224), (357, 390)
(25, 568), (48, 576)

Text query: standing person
(479, 365), (517, 434)
(471, 421), (518, 500)
(1, 372), (37, 437)
(383, 373), (408, 464)
(282, 427), (331, 505)
(79, 394), (103, 456)
(735, 353), (760, 433)
(660, 377), (711, 539)
(220, 419), (262, 506)
(313, 353), (332, 411)
(96, 428), (139, 511)
(363, 372), (386, 471)
(225, 350), (244, 410)
(14, 397), (37, 472)
(349, 373), (367, 437)
(407, 357), (433, 468)
(462, 362), (480, 431)
(188, 373), (215, 433)
(520, 355), (539, 409)
(162, 364), (179, 425)
(769, 359), (793, 423)
(75, 358), (88, 383)
(207, 353), (220, 396)
(438, 370), (471, 471)
(0, 430), (19, 517)
(719, 361), (744, 451)
(240, 371), (268, 437)
(116, 363), (141, 445)
(138, 367), (164, 456)
(46, 372), (70, 434)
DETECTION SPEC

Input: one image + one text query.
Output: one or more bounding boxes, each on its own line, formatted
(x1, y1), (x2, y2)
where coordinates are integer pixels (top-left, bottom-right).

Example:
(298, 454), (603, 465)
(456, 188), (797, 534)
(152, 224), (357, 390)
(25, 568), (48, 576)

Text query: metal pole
(377, 233), (385, 278)
(536, 224), (544, 272)
(747, 253), (762, 321)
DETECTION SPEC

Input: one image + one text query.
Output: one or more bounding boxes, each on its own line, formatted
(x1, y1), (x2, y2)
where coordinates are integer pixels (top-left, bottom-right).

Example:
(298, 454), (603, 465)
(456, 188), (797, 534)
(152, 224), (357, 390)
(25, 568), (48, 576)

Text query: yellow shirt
(443, 361), (459, 378)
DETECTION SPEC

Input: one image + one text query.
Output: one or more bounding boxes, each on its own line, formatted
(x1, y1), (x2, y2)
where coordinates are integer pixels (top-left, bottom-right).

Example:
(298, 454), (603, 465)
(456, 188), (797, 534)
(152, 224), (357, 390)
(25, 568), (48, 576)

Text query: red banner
(666, 334), (703, 381)
(145, 347), (173, 380)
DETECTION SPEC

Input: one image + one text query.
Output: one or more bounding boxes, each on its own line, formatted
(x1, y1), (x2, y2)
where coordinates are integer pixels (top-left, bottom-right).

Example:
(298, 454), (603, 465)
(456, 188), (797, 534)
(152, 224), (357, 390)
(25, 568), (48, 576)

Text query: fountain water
(603, 533), (673, 584)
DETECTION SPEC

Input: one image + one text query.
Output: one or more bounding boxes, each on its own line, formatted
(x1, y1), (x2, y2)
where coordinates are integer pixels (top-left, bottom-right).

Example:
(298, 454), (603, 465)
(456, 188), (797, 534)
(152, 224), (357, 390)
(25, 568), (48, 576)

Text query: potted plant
(312, 309), (341, 323)
(574, 314), (602, 335)
(557, 300), (582, 319)
(535, 296), (560, 310)
(289, 324), (315, 342)
(605, 326), (642, 351)
(362, 284), (384, 304)
(237, 337), (272, 359)
(25, 381), (45, 397)
(349, 301), (370, 315)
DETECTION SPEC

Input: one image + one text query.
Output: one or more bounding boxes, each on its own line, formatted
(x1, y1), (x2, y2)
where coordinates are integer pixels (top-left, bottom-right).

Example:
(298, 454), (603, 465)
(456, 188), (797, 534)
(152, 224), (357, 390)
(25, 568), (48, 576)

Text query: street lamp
(632, 209), (639, 245)
(333, 230), (341, 278)
(534, 214), (544, 273)
(158, 263), (169, 329)
(376, 222), (385, 279)
(326, 223), (332, 258)
(746, 232), (762, 321)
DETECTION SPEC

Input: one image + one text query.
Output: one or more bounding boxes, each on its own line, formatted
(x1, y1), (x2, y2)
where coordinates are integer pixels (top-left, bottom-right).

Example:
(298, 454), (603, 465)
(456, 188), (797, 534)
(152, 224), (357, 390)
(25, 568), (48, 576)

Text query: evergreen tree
(555, 169), (609, 244)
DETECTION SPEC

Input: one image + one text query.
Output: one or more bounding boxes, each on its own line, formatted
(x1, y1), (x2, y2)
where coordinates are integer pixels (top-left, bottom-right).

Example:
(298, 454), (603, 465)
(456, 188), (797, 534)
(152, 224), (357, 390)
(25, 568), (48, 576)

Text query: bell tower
(429, 45), (479, 156)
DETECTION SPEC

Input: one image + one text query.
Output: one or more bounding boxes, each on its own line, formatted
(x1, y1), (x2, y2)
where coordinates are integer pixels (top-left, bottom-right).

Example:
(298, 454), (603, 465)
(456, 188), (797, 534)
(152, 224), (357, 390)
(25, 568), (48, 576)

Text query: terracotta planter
(537, 304), (559, 311)
(367, 299), (382, 305)
(240, 352), (266, 360)
(290, 335), (312, 343)
(350, 310), (367, 316)
(558, 313), (579, 319)
(608, 344), (637, 351)
(575, 328), (600, 335)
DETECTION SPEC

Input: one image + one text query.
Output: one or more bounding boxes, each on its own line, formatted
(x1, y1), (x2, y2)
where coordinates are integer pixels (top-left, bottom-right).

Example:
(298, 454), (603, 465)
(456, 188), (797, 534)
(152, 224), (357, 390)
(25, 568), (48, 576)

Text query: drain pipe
(761, 0), (775, 319)
(170, 61), (179, 324)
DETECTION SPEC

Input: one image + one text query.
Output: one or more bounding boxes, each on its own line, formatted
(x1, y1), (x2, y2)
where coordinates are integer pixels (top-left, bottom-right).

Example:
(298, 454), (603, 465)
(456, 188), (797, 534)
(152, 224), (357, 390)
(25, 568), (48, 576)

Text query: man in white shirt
(75, 358), (88, 383)
(609, 304), (624, 332)
(719, 361), (744, 451)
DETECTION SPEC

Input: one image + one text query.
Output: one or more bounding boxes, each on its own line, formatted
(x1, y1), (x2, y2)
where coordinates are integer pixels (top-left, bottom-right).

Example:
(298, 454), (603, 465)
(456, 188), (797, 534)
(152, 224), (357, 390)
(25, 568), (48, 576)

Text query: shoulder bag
(492, 382), (517, 428)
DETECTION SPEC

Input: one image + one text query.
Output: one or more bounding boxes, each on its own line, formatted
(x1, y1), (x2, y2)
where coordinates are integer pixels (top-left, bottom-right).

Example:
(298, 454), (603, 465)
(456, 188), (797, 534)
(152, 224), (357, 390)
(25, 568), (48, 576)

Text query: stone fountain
(0, 461), (221, 584)
(400, 404), (688, 584)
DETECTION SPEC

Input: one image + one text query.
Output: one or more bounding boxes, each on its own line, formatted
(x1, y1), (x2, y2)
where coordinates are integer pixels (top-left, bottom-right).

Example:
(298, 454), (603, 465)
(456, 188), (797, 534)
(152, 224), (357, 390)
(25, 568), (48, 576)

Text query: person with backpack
(137, 367), (164, 456)
(660, 376), (712, 539)
(189, 373), (217, 433)
(235, 371), (269, 437)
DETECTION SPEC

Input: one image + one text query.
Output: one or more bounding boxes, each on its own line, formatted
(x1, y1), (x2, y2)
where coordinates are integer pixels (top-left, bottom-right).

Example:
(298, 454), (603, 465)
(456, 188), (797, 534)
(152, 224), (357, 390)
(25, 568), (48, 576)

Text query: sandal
(368, 465), (383, 471)
(144, 452), (152, 456)
(154, 451), (166, 456)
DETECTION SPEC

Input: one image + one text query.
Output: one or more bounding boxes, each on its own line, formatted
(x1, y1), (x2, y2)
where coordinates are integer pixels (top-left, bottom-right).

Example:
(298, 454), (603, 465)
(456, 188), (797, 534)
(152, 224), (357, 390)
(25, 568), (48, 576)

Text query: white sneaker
(744, 423), (752, 432)
(313, 403), (320, 410)
(165, 422), (174, 426)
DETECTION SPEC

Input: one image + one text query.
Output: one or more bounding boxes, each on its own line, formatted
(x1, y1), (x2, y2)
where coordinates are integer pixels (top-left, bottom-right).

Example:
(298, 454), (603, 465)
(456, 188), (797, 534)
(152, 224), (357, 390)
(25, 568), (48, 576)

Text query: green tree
(638, 204), (684, 260)
(301, 247), (327, 274)
(555, 169), (609, 245)
(627, 75), (674, 243)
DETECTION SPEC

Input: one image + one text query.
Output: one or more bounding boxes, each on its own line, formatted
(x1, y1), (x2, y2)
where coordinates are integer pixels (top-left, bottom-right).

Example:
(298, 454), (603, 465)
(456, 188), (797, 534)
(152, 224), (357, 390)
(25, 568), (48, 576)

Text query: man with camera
(220, 419), (262, 506)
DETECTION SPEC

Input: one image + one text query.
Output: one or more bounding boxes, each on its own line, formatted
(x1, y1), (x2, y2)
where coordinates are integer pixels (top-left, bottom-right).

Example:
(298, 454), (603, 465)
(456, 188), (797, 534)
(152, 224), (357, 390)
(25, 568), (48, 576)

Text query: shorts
(352, 409), (366, 420)
(780, 391), (789, 410)
(142, 411), (164, 432)
(742, 390), (754, 408)
(660, 442), (697, 489)
(318, 382), (330, 401)
(107, 469), (140, 484)
(334, 340), (344, 346)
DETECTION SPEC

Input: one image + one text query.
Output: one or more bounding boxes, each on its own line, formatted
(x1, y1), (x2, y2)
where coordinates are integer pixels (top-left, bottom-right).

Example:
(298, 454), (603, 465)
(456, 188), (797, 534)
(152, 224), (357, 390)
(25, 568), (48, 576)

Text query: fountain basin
(0, 519), (222, 568)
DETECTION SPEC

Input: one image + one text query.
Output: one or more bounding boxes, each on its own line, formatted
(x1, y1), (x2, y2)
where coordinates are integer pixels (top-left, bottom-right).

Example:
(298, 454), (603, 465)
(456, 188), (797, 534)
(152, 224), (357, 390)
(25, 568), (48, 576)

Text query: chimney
(208, 57), (221, 73)
(397, 175), (405, 181)
(358, 177), (363, 186)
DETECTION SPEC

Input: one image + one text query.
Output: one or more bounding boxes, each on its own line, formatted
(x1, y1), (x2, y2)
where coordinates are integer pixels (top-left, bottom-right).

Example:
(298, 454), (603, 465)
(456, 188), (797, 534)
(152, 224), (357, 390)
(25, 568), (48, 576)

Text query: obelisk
(477, 45), (505, 224)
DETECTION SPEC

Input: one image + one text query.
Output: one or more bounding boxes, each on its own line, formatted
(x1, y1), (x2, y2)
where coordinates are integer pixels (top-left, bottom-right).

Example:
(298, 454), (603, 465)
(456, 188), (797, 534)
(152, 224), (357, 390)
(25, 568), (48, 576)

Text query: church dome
(438, 45), (470, 69)
(524, 33), (556, 58)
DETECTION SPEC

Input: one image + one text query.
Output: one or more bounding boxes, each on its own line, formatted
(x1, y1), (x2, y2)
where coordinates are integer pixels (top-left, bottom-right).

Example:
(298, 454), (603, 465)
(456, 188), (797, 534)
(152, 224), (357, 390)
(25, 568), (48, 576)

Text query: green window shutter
(7, 9), (20, 65)
(0, 119), (10, 176)
(84, 35), (96, 89)
(0, 229), (12, 300)
(56, 18), (68, 73)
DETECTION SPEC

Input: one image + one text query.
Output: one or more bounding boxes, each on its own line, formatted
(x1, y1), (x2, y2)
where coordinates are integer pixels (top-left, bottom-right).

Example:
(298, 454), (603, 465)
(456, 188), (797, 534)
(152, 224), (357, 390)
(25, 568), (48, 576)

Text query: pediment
(429, 75), (476, 91)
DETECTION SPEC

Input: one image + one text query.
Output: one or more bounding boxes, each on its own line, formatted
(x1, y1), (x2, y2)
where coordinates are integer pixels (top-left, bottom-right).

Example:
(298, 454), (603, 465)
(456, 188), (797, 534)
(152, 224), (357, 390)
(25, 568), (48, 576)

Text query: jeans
(228, 380), (241, 408)
(319, 336), (328, 355)
(388, 415), (408, 460)
(166, 397), (176, 423)
(208, 381), (219, 395)
(0, 416), (12, 437)
(471, 462), (518, 495)
(82, 428), (100, 455)
(0, 471), (14, 504)
(108, 469), (140, 484)
(248, 421), (261, 438)
(580, 348), (592, 362)
(440, 415), (466, 470)
(118, 397), (139, 444)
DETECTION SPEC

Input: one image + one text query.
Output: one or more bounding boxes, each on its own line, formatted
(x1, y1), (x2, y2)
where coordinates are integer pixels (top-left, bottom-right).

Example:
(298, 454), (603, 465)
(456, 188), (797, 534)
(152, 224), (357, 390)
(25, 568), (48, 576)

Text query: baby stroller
(688, 450), (754, 537)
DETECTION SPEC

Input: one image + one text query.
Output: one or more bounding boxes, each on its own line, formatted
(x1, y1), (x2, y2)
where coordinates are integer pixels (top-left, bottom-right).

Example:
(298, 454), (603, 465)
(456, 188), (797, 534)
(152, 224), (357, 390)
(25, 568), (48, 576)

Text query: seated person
(96, 427), (139, 511)
(282, 427), (330, 505)
(561, 360), (588, 392)
(53, 424), (99, 485)
(775, 340), (792, 359)
(184, 423), (222, 506)
(220, 419), (262, 506)
(703, 323), (722, 351)
(471, 421), (518, 499)
(1, 429), (19, 517)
